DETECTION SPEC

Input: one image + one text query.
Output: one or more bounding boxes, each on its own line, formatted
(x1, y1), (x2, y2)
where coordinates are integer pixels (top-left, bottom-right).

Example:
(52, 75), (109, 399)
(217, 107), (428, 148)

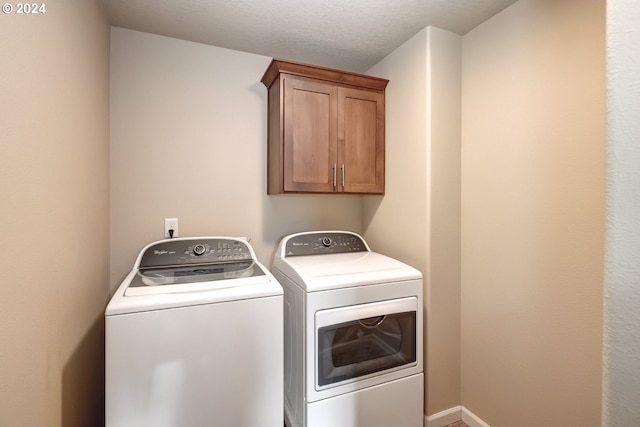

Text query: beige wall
(109, 28), (363, 289)
(0, 2), (110, 426)
(461, 1), (605, 426)
(425, 27), (462, 416)
(364, 30), (428, 273)
(365, 27), (462, 416)
(603, 0), (640, 425)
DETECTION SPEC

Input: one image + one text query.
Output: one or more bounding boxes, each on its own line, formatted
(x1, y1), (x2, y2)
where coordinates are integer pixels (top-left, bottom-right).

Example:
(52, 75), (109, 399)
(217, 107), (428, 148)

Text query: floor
(284, 419), (470, 427)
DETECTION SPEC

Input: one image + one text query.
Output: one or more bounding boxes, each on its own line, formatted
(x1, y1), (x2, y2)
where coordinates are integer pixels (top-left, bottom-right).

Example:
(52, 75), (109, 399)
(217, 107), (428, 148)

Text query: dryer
(271, 231), (424, 427)
(105, 236), (283, 427)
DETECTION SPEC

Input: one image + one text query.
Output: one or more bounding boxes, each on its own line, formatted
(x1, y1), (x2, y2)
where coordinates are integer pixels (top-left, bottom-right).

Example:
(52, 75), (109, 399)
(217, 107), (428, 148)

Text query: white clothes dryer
(105, 237), (283, 427)
(271, 231), (424, 427)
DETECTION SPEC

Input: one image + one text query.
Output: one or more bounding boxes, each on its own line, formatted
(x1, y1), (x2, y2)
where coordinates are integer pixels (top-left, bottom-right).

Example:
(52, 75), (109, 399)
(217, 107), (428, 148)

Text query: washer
(271, 231), (424, 427)
(105, 236), (283, 427)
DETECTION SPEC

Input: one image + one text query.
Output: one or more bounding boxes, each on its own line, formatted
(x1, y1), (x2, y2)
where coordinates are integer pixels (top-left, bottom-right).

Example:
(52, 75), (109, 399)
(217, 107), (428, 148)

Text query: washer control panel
(139, 238), (253, 268)
(283, 231), (368, 257)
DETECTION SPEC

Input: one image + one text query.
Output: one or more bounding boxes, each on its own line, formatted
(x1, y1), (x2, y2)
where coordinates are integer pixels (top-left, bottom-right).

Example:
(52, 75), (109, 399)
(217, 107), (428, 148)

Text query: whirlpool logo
(154, 250), (174, 255)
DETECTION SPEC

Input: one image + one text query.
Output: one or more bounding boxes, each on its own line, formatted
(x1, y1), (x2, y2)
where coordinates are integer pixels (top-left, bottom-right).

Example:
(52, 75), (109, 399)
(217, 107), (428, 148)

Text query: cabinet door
(338, 87), (385, 194)
(283, 76), (337, 193)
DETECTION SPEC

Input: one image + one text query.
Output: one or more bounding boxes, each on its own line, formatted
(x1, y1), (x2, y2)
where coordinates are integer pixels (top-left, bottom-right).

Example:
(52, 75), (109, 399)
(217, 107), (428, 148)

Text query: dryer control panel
(283, 231), (369, 257)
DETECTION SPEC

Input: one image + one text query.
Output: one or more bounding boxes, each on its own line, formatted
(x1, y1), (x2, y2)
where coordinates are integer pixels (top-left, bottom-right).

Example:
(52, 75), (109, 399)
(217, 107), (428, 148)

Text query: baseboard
(425, 406), (462, 427)
(461, 407), (491, 427)
(425, 406), (490, 427)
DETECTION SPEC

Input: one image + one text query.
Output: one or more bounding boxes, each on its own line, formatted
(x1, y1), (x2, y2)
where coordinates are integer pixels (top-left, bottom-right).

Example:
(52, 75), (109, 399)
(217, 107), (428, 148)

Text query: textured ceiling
(103, 0), (518, 73)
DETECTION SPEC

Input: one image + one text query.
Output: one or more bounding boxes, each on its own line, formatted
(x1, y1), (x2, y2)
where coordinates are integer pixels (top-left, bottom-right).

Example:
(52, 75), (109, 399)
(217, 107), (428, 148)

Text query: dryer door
(315, 297), (417, 389)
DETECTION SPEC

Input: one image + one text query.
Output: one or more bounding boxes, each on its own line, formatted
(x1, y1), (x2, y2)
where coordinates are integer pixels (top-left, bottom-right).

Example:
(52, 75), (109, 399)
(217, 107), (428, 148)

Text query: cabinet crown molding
(261, 59), (389, 92)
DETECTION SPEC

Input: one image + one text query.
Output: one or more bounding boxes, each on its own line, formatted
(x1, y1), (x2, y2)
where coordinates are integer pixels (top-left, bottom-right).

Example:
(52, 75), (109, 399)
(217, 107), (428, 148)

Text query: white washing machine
(105, 236), (283, 427)
(271, 231), (424, 427)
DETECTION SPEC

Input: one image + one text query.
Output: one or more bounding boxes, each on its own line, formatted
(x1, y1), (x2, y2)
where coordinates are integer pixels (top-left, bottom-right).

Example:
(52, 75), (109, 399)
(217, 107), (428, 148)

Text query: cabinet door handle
(341, 164), (345, 188)
(333, 163), (337, 188)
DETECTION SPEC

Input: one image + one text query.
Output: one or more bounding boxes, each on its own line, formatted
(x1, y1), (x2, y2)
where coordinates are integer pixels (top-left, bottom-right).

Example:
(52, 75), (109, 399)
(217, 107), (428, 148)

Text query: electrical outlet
(164, 218), (178, 238)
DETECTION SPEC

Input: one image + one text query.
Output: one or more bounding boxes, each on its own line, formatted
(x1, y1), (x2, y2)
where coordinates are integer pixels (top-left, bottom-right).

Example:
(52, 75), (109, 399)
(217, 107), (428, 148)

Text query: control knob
(321, 237), (332, 247)
(193, 244), (207, 256)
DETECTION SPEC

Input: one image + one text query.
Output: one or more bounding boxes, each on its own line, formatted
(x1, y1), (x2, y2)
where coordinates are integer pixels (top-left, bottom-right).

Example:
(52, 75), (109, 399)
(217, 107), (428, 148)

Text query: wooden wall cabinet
(261, 60), (388, 194)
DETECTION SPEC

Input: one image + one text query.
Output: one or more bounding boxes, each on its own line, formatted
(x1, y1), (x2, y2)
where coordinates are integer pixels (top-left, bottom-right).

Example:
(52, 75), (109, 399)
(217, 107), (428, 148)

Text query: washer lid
(124, 260), (266, 296)
(274, 251), (421, 291)
(105, 236), (283, 315)
(106, 266), (280, 315)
